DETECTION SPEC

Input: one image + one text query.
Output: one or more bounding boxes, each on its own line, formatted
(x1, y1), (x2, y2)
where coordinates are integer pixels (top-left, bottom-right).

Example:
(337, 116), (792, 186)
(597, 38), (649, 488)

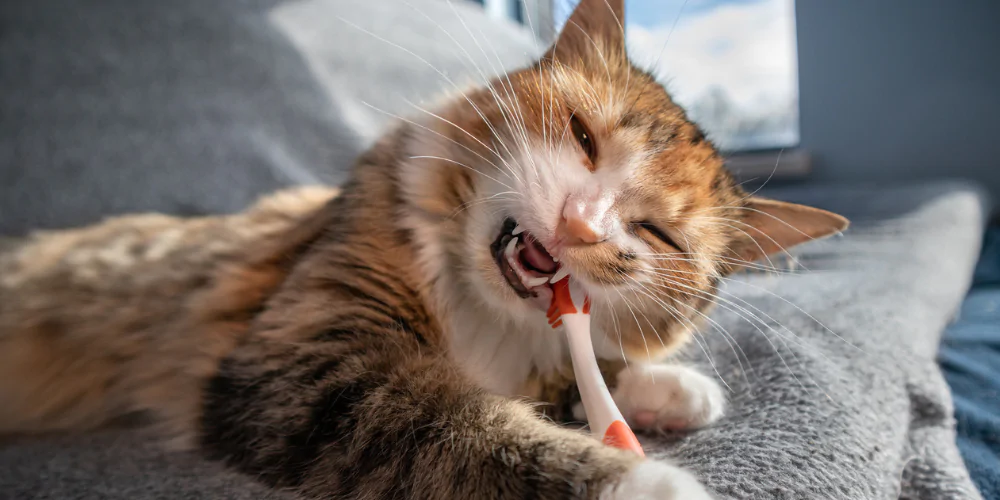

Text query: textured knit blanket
(652, 183), (986, 499)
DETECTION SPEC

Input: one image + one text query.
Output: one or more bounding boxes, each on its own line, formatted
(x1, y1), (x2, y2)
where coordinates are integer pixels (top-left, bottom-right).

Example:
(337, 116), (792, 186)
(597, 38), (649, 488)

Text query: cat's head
(400, 0), (847, 359)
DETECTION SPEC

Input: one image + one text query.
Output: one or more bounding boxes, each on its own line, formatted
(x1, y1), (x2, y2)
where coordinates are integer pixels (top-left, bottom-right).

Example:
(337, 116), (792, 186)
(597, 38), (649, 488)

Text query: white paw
(610, 364), (725, 431)
(603, 461), (713, 500)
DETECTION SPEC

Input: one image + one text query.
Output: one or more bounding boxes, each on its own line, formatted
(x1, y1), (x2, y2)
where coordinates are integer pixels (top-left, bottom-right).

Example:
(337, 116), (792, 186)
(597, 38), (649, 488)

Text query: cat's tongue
(520, 233), (559, 274)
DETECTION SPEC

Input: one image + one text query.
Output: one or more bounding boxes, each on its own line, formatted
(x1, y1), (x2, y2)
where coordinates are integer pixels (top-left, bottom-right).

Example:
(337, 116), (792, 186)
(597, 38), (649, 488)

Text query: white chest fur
(446, 305), (622, 396)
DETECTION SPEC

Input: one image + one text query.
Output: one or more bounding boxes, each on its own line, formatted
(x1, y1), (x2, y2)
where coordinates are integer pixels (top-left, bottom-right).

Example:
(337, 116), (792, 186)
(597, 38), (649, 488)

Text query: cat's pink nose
(559, 191), (616, 245)
(563, 215), (602, 244)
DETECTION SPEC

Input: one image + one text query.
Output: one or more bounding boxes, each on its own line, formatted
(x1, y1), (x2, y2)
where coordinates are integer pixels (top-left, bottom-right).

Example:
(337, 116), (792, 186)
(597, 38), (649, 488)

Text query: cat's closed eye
(570, 114), (597, 163)
(635, 221), (683, 252)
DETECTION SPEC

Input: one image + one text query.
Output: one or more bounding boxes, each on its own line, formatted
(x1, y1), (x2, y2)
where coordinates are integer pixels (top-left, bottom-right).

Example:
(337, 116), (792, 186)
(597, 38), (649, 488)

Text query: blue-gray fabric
(0, 1), (987, 498)
(940, 227), (1000, 499)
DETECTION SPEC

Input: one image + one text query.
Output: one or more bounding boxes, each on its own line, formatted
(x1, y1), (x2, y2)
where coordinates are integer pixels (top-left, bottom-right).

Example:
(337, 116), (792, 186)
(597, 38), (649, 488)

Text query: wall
(795, 0), (1000, 213)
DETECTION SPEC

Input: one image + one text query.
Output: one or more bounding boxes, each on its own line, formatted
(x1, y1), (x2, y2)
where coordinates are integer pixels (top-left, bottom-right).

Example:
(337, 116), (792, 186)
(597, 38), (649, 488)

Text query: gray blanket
(658, 182), (987, 499)
(0, 0), (986, 498)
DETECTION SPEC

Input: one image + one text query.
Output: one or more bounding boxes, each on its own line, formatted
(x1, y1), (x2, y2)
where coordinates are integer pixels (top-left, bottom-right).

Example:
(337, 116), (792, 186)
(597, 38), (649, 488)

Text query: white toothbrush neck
(562, 313), (623, 437)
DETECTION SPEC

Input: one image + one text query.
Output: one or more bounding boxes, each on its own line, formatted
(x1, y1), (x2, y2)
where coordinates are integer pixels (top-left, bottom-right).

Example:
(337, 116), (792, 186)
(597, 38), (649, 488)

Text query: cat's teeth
(552, 256), (560, 262)
(505, 236), (518, 260)
(549, 266), (571, 284)
(525, 276), (550, 287)
(512, 224), (525, 236)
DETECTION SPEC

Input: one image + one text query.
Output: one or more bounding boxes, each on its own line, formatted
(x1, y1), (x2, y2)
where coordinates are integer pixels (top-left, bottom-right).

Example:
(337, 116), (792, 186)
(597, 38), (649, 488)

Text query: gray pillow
(0, 0), (536, 235)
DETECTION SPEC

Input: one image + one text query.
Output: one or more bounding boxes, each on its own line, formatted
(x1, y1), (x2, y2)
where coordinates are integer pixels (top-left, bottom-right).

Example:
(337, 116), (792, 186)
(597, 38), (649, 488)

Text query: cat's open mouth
(491, 218), (568, 300)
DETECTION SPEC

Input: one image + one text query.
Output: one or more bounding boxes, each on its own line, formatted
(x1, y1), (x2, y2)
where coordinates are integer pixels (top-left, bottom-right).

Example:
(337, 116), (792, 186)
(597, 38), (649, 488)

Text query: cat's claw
(608, 364), (725, 431)
(603, 461), (714, 500)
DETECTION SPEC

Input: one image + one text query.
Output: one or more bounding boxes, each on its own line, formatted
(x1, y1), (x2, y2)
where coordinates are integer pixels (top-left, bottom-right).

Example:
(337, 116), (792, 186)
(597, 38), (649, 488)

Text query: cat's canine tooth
(525, 276), (549, 287)
(552, 256), (560, 262)
(549, 266), (571, 284)
(505, 237), (519, 259)
(512, 224), (525, 236)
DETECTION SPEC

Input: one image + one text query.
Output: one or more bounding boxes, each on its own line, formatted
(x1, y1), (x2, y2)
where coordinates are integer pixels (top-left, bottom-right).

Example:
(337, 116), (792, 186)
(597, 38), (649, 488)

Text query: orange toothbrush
(548, 277), (644, 456)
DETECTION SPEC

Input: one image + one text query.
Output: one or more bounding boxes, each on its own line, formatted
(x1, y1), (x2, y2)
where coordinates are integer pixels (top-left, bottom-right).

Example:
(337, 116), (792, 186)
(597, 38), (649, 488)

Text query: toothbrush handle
(551, 277), (643, 456)
(561, 314), (645, 457)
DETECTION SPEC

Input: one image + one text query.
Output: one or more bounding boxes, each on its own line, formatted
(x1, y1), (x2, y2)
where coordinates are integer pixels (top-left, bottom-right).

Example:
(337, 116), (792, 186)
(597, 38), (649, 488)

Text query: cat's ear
(729, 197), (849, 267)
(545, 0), (625, 63)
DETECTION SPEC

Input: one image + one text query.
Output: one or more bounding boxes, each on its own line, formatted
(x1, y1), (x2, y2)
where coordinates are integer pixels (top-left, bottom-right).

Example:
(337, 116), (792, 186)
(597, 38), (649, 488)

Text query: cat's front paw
(610, 364), (725, 431)
(603, 461), (713, 500)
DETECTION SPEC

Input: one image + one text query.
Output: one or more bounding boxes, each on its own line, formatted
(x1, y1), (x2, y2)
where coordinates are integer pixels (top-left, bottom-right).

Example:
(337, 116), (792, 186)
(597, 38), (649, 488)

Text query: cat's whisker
(514, 2), (555, 165)
(713, 275), (862, 353)
(695, 216), (818, 274)
(628, 286), (738, 392)
(708, 290), (847, 379)
(685, 206), (829, 244)
(612, 270), (670, 352)
(650, 259), (787, 277)
(405, 1), (498, 86)
(459, 19), (537, 177)
(678, 214), (828, 274)
(611, 285), (654, 365)
(645, 266), (793, 288)
(738, 149), (785, 202)
(642, 252), (858, 354)
(640, 254), (792, 275)
(640, 267), (774, 328)
(622, 274), (736, 391)
(340, 10), (537, 189)
(681, 216), (787, 272)
(448, 192), (520, 220)
(649, 270), (824, 364)
(406, 101), (524, 184)
(360, 100), (511, 183)
(454, 38), (530, 165)
(642, 276), (814, 392)
(598, 286), (629, 368)
(618, 273), (741, 391)
(339, 17), (521, 167)
(633, 249), (758, 272)
(475, 66), (531, 176)
(643, 267), (796, 342)
(408, 155), (514, 192)
(640, 270), (829, 390)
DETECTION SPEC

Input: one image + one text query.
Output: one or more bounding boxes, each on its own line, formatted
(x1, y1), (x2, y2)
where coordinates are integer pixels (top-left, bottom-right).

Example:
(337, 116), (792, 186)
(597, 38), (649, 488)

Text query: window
(559, 0), (799, 153)
(478, 0), (801, 156)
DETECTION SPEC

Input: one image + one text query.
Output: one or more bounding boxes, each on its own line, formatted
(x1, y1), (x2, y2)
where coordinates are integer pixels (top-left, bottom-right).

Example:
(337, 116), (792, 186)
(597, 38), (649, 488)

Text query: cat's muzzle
(490, 218), (564, 303)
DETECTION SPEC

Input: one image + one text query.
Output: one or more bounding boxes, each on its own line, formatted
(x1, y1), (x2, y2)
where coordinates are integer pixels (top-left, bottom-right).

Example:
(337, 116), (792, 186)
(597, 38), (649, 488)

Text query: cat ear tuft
(545, 0), (625, 63)
(730, 197), (849, 267)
